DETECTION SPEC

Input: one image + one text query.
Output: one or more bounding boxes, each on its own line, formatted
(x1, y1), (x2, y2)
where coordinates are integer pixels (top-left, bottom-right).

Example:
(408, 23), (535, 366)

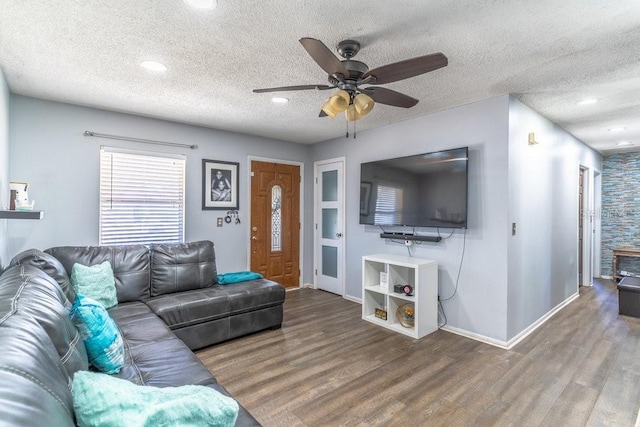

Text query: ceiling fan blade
(299, 38), (350, 78)
(253, 84), (334, 93)
(360, 87), (419, 108)
(363, 53), (448, 85)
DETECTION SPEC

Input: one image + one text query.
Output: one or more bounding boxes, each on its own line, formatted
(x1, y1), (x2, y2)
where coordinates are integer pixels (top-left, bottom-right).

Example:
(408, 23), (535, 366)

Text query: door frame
(247, 155), (305, 287)
(313, 157), (346, 296)
(592, 169), (602, 279)
(578, 164), (601, 287)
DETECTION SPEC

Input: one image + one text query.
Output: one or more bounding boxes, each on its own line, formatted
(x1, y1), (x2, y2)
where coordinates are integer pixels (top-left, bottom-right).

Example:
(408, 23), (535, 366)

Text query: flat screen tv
(359, 147), (468, 228)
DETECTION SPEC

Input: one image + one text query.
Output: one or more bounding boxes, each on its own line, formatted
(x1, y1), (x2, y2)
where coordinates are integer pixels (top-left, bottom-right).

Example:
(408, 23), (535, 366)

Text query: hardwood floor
(196, 279), (640, 426)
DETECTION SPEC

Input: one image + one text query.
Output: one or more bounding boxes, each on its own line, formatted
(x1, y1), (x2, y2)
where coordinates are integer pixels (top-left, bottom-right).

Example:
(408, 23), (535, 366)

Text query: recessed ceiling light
(184, 0), (216, 9)
(617, 141), (633, 146)
(271, 97), (289, 104)
(140, 60), (167, 72)
(577, 98), (598, 105)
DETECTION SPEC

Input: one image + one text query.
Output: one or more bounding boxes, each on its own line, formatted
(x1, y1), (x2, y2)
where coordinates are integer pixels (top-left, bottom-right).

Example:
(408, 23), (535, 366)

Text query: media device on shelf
(359, 147), (468, 229)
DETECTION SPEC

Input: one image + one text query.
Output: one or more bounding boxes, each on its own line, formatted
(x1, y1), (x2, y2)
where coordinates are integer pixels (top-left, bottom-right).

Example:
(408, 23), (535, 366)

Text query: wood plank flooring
(196, 279), (640, 426)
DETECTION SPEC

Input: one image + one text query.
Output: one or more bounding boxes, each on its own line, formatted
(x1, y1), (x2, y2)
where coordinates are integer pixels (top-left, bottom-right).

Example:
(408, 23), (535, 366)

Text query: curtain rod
(84, 130), (198, 150)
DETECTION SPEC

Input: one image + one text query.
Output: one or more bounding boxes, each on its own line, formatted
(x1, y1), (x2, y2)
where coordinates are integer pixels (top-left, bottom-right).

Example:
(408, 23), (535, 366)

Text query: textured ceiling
(0, 1), (638, 153)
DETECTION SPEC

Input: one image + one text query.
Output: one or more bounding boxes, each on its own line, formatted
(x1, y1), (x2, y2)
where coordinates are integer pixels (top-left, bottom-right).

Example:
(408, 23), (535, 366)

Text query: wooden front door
(250, 161), (300, 288)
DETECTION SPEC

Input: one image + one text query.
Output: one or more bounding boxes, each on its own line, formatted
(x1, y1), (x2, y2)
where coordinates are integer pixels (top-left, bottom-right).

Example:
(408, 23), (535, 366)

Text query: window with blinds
(99, 147), (186, 245)
(374, 184), (404, 225)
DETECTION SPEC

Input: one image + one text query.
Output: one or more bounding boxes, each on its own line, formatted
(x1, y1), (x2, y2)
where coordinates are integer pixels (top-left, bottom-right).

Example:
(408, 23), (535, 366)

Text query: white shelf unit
(362, 254), (438, 339)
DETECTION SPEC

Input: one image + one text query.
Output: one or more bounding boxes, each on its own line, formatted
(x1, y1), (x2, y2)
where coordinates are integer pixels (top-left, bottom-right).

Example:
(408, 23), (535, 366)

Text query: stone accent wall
(601, 153), (640, 277)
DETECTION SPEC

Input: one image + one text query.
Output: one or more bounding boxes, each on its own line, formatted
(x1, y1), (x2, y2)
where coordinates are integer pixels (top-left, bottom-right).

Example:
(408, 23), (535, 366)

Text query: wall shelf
(0, 210), (44, 220)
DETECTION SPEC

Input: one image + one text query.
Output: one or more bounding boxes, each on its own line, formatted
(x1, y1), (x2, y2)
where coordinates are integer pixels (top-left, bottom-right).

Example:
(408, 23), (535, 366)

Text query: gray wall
(312, 95), (512, 343)
(0, 69), (9, 268)
(8, 95), (313, 279)
(7, 92), (603, 345)
(506, 97), (602, 341)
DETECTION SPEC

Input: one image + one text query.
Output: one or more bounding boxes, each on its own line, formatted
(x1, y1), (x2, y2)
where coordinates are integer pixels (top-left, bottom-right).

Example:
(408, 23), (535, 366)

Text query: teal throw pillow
(73, 371), (239, 427)
(70, 294), (124, 374)
(71, 261), (118, 309)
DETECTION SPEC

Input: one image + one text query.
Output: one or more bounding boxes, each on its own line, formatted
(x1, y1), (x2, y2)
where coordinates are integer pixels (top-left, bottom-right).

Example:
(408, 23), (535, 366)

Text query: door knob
(252, 236), (258, 241)
(336, 232), (343, 238)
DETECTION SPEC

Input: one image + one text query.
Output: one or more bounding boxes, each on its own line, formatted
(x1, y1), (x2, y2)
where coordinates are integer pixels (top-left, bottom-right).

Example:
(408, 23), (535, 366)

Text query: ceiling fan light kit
(253, 37), (448, 133)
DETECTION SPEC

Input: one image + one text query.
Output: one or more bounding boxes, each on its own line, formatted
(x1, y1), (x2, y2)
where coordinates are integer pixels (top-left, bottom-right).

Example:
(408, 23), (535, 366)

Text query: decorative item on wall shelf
(374, 308), (387, 320)
(202, 159), (239, 210)
(397, 303), (415, 328)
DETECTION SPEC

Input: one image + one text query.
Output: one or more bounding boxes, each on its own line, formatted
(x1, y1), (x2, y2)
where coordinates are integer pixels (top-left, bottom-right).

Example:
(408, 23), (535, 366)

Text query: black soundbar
(379, 233), (442, 243)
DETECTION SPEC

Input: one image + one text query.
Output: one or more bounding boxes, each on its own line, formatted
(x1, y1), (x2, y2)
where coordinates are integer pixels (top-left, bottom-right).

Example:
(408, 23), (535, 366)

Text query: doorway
(314, 158), (345, 296)
(249, 160), (301, 288)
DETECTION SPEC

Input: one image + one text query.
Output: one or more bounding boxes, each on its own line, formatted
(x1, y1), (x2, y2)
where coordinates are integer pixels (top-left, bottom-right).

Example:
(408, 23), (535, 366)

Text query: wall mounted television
(359, 147), (468, 229)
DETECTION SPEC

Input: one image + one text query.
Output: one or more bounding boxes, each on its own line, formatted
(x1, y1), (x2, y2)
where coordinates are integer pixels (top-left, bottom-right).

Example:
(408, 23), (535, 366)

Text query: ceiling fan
(253, 38), (448, 122)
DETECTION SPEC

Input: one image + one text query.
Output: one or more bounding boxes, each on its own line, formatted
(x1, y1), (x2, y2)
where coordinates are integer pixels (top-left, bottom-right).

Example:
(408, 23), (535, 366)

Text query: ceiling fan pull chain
(345, 119), (349, 139)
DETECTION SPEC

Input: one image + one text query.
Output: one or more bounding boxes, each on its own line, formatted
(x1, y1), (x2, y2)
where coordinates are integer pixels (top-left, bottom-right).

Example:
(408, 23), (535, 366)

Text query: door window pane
(322, 245), (338, 278)
(322, 208), (337, 239)
(322, 170), (338, 202)
(271, 185), (282, 251)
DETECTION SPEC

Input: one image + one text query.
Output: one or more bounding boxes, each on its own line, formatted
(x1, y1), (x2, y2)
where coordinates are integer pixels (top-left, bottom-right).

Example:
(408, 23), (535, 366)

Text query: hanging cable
(440, 227), (468, 302)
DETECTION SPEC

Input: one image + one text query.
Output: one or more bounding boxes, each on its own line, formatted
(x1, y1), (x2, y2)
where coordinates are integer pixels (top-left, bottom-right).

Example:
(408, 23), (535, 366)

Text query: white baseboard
(440, 325), (509, 349)
(343, 294), (362, 304)
(442, 292), (579, 350)
(505, 292), (579, 349)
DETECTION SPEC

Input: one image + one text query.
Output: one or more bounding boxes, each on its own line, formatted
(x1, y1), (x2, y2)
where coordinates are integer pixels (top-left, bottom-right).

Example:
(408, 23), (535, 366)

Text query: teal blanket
(73, 371), (239, 427)
(217, 271), (263, 285)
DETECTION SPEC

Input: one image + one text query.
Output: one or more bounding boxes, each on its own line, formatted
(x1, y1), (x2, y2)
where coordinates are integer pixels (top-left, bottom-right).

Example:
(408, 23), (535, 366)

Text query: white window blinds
(374, 184), (404, 225)
(99, 147), (186, 245)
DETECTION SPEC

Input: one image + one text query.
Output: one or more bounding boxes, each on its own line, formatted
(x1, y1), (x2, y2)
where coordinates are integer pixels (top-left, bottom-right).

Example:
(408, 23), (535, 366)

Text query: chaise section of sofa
(43, 240), (286, 350)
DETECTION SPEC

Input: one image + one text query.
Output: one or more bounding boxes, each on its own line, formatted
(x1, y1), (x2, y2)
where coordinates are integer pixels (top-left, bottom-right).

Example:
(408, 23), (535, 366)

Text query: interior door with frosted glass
(315, 160), (344, 295)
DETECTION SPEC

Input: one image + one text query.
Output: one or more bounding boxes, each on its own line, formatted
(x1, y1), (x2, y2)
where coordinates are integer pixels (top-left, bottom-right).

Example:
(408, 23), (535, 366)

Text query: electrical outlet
(217, 217), (223, 227)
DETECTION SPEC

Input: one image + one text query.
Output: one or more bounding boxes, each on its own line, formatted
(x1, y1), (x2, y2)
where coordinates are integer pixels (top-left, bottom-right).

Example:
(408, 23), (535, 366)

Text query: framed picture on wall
(202, 159), (239, 210)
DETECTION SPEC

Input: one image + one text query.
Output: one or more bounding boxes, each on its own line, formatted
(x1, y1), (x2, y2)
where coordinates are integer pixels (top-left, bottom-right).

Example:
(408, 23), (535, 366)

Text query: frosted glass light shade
(345, 104), (362, 121)
(354, 93), (374, 116)
(321, 90), (350, 118)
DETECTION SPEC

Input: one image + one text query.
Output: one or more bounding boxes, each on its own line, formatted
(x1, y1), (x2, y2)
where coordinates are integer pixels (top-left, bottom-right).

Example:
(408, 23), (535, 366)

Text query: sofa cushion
(70, 294), (124, 374)
(0, 265), (89, 378)
(150, 240), (216, 297)
(108, 302), (216, 387)
(46, 245), (151, 303)
(146, 279), (284, 329)
(9, 248), (76, 303)
(0, 314), (76, 427)
(72, 371), (239, 427)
